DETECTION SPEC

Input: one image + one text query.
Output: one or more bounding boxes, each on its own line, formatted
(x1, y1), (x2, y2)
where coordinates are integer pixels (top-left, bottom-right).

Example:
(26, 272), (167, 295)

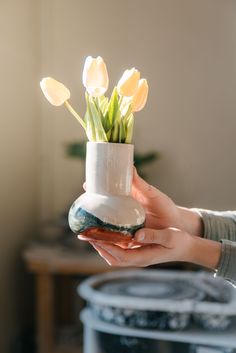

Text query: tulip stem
(64, 101), (86, 130)
(119, 96), (124, 107)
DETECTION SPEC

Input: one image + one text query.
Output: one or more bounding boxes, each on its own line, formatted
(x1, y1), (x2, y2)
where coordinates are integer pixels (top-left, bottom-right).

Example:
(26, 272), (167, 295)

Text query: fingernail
(136, 232), (145, 242)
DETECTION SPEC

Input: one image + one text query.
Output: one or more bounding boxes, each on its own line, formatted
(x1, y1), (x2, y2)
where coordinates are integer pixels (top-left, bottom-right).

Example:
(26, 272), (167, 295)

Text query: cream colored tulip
(117, 68), (140, 97)
(132, 79), (149, 112)
(40, 77), (70, 106)
(83, 56), (109, 97)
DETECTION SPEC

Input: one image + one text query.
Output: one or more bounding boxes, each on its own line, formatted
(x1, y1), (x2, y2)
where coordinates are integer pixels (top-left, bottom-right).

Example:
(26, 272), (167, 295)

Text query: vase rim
(87, 141), (134, 147)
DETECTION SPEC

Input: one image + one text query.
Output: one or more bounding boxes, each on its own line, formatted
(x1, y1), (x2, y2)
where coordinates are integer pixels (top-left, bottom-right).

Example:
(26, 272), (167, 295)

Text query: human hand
(79, 168), (203, 245)
(90, 227), (221, 270)
(132, 168), (203, 236)
(82, 168), (180, 232)
(131, 168), (180, 230)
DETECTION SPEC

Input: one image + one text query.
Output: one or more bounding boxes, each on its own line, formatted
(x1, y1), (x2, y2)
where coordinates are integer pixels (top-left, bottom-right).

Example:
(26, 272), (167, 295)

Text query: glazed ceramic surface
(68, 142), (145, 242)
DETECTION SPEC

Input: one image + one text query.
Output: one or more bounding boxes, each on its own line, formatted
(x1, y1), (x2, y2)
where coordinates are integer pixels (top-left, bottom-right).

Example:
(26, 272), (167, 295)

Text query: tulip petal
(82, 56), (93, 87)
(40, 77), (70, 106)
(83, 56), (109, 97)
(132, 78), (149, 112)
(117, 68), (140, 97)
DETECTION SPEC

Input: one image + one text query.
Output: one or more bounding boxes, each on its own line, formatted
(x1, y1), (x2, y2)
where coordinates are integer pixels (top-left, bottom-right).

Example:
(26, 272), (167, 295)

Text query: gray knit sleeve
(197, 210), (236, 286)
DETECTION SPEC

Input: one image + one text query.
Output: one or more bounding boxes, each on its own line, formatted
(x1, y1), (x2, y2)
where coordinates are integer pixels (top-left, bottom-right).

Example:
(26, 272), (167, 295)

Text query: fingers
(90, 241), (167, 267)
(90, 242), (118, 266)
(78, 228), (132, 244)
(88, 225), (189, 267)
(134, 227), (180, 247)
(91, 242), (131, 266)
(132, 167), (160, 199)
(78, 234), (90, 241)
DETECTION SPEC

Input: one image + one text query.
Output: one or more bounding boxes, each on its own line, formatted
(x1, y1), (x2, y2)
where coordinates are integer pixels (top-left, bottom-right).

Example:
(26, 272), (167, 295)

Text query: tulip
(132, 79), (149, 112)
(83, 56), (109, 97)
(117, 68), (140, 97)
(40, 77), (70, 106)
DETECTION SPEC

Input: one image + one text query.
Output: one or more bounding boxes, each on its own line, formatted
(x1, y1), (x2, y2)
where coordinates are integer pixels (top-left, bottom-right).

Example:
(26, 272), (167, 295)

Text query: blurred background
(1, 0), (236, 352)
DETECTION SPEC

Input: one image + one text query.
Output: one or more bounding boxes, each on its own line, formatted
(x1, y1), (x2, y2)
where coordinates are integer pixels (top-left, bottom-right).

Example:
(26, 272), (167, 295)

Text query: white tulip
(83, 56), (109, 97)
(40, 77), (70, 106)
(117, 68), (140, 97)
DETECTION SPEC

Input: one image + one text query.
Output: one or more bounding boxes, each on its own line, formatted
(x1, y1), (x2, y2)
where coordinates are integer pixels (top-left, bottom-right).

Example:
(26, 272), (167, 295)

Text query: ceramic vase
(68, 142), (145, 244)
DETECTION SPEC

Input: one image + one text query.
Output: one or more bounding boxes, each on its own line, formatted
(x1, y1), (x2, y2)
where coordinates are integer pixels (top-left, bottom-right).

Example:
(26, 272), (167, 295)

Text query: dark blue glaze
(69, 206), (144, 236)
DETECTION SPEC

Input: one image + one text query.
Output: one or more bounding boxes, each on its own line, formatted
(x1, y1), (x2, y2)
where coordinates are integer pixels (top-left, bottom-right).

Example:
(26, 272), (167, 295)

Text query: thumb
(132, 167), (160, 198)
(134, 228), (172, 248)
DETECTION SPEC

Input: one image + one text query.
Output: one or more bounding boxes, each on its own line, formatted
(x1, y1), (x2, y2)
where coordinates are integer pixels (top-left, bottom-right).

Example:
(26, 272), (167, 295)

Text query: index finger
(132, 167), (159, 199)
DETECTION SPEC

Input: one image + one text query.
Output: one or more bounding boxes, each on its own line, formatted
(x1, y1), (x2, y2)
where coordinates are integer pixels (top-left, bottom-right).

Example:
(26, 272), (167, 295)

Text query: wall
(0, 0), (39, 351)
(0, 0), (236, 350)
(40, 0), (236, 221)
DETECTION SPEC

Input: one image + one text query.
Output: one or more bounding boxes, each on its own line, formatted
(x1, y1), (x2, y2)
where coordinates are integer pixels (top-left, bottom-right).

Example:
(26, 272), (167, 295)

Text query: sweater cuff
(215, 239), (236, 287)
(196, 209), (236, 242)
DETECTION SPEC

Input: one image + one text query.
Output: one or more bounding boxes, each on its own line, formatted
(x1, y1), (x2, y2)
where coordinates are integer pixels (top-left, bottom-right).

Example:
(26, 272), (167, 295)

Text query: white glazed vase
(68, 142), (145, 243)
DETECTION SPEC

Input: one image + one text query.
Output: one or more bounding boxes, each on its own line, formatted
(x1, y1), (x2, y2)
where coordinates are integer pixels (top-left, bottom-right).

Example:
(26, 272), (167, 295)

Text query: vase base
(69, 206), (144, 237)
(78, 227), (133, 245)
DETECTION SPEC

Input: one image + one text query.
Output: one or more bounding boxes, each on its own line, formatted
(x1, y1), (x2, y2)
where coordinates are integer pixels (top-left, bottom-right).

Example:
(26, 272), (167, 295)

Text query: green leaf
(84, 109), (96, 141)
(106, 129), (112, 141)
(123, 103), (133, 121)
(119, 118), (126, 143)
(125, 114), (134, 144)
(103, 111), (111, 132)
(111, 120), (119, 142)
(99, 96), (109, 116)
(87, 96), (108, 142)
(96, 95), (111, 132)
(107, 87), (119, 126)
(115, 107), (121, 123)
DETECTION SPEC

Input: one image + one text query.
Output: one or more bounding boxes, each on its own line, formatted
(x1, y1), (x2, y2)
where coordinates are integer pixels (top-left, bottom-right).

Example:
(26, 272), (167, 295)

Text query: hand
(132, 168), (203, 236)
(90, 227), (221, 270)
(82, 168), (202, 236)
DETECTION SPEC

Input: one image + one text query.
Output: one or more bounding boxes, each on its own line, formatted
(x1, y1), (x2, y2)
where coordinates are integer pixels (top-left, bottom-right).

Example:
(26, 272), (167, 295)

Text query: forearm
(187, 236), (221, 270)
(179, 208), (236, 286)
(186, 235), (236, 286)
(178, 208), (236, 241)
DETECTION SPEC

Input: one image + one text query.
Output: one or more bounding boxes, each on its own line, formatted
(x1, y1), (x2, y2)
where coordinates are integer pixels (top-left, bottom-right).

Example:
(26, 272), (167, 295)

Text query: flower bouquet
(40, 56), (148, 244)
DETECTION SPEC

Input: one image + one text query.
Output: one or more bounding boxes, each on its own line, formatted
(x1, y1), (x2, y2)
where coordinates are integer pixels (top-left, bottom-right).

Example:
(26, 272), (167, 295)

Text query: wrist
(177, 207), (204, 236)
(187, 236), (222, 270)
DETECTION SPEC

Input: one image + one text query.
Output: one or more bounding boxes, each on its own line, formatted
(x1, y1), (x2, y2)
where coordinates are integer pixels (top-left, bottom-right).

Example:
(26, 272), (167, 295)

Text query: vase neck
(85, 142), (134, 196)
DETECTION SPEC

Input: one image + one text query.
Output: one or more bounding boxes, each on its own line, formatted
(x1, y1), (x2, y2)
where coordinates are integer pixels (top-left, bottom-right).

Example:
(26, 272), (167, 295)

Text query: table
(23, 243), (113, 353)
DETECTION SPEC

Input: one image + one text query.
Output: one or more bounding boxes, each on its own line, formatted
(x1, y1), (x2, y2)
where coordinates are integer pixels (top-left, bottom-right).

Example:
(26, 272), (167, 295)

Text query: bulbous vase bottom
(69, 207), (145, 244)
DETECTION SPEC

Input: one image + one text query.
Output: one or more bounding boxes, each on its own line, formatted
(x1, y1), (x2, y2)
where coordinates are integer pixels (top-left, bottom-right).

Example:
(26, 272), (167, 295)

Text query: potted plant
(40, 56), (149, 245)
